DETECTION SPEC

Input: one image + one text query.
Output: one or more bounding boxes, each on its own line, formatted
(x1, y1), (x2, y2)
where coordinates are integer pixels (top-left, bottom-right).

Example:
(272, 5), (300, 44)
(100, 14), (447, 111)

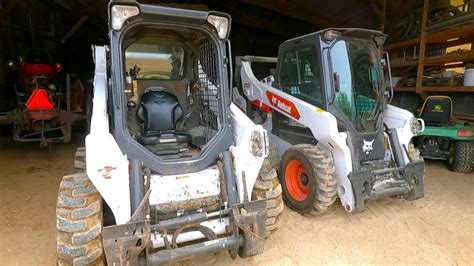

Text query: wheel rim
(447, 143), (455, 165)
(285, 160), (310, 201)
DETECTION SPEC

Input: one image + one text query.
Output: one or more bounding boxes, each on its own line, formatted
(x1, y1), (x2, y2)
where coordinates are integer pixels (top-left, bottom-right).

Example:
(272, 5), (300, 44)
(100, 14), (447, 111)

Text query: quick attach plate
(102, 220), (150, 266)
(232, 199), (267, 258)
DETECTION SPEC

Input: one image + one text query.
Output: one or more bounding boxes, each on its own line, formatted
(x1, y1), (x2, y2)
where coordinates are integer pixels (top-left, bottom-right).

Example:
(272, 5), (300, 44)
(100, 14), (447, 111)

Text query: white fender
(229, 103), (268, 202)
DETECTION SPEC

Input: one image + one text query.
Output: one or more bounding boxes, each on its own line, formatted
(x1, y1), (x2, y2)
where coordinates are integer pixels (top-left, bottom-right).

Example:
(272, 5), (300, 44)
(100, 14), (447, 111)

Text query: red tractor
(1, 49), (88, 147)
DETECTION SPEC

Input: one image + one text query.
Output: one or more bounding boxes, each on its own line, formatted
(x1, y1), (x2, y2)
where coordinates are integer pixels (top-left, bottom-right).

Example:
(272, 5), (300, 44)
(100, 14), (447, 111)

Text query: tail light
(26, 89), (54, 111)
(457, 129), (473, 137)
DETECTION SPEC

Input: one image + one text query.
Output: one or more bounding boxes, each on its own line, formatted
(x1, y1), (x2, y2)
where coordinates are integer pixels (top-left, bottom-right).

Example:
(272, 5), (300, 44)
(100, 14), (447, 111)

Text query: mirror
(333, 72), (340, 92)
(368, 66), (379, 84)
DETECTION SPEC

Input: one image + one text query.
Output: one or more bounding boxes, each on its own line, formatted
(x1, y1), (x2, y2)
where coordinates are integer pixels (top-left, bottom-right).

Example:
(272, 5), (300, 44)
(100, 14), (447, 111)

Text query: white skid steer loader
(235, 28), (425, 215)
(55, 2), (283, 265)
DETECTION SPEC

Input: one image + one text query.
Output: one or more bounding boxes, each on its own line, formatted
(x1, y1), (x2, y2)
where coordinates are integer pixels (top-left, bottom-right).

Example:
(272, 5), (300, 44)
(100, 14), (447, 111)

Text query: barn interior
(0, 0), (473, 264)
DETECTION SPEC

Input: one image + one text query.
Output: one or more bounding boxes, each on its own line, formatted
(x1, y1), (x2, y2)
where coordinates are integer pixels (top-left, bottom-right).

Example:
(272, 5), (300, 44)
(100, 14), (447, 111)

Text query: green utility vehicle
(417, 95), (473, 173)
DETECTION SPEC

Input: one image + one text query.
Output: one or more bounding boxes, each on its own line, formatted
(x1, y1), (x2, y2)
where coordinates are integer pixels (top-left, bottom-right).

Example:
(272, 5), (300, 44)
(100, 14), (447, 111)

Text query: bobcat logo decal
(362, 139), (374, 155)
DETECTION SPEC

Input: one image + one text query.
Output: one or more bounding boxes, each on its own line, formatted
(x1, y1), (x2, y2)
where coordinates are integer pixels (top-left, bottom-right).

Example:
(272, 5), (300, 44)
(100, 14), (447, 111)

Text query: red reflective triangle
(26, 89), (54, 110)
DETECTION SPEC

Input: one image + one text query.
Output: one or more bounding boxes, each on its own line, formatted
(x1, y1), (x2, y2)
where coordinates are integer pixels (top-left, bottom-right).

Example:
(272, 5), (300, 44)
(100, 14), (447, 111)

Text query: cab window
(125, 37), (185, 80)
(278, 46), (323, 107)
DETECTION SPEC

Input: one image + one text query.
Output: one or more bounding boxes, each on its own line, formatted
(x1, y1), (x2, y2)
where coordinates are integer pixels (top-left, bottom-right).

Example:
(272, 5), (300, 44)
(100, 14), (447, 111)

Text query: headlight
(7, 60), (15, 67)
(323, 30), (341, 43)
(410, 117), (424, 135)
(207, 15), (229, 39)
(111, 5), (139, 31)
(249, 130), (265, 157)
(48, 84), (56, 91)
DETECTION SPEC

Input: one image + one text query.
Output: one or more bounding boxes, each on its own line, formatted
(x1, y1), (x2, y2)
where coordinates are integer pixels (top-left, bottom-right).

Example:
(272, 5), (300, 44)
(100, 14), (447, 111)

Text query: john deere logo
(433, 104), (443, 112)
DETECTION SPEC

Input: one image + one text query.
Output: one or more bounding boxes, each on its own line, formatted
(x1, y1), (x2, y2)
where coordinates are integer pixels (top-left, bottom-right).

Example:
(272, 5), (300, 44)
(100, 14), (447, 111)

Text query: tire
(252, 140), (284, 237)
(279, 144), (337, 215)
(75, 147), (86, 173)
(447, 141), (473, 174)
(56, 148), (104, 265)
(83, 85), (93, 134)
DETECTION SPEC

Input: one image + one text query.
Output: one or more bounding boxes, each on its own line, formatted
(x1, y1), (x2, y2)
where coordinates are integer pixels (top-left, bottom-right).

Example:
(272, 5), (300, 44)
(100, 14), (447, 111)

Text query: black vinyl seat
(137, 90), (190, 145)
(419, 96), (452, 125)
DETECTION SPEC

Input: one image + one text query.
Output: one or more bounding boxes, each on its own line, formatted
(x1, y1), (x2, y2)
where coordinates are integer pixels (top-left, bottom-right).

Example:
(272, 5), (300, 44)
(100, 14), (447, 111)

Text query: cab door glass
(330, 41), (354, 121)
(329, 39), (382, 132)
(279, 46), (323, 107)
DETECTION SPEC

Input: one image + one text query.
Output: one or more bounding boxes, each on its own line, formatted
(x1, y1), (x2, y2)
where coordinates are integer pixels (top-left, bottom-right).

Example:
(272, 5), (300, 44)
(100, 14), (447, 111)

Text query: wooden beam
(229, 8), (310, 38)
(395, 86), (474, 93)
(394, 87), (416, 92)
(415, 0), (429, 99)
(0, 0), (30, 17)
(384, 38), (421, 50)
(61, 16), (88, 43)
(424, 50), (474, 66)
(381, 0), (386, 32)
(241, 0), (333, 28)
(426, 23), (474, 43)
(366, 0), (382, 20)
(424, 86), (474, 92)
(207, 1), (316, 38)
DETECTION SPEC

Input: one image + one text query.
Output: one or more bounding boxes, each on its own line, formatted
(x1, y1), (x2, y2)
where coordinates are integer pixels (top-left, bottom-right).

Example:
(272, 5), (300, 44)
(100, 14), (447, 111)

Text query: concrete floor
(0, 134), (473, 265)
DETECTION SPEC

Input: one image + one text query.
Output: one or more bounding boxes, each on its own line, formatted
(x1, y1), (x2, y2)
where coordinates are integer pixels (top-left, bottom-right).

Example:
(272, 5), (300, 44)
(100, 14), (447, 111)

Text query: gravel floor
(0, 134), (473, 265)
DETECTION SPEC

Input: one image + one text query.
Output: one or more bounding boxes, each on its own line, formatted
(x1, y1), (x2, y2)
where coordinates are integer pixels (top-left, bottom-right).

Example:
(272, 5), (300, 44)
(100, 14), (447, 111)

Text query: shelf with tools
(391, 50), (474, 68)
(384, 0), (474, 97)
(393, 86), (474, 92)
(384, 23), (474, 50)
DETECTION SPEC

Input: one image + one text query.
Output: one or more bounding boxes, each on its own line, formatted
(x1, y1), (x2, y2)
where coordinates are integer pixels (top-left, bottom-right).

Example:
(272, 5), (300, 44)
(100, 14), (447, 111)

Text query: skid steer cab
(235, 28), (426, 215)
(55, 2), (284, 265)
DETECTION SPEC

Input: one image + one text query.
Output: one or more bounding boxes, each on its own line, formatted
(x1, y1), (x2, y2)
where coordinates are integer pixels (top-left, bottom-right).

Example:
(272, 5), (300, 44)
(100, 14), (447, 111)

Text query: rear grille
(196, 40), (220, 131)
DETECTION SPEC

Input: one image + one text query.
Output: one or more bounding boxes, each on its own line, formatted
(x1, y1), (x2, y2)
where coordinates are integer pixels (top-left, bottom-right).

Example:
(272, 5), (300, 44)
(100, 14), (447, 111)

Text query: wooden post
(381, 0), (387, 33)
(416, 0), (429, 98)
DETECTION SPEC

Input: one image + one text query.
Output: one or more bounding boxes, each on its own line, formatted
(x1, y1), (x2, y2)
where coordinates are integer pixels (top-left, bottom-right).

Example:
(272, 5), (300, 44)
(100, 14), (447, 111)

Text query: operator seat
(137, 90), (190, 145)
(419, 96), (452, 125)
